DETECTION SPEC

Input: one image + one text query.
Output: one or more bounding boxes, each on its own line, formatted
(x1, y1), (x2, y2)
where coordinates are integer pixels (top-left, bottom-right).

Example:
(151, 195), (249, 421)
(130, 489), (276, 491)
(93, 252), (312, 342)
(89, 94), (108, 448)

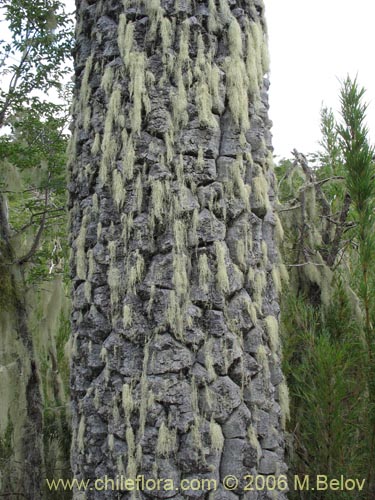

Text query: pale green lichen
(122, 131), (135, 180)
(236, 240), (246, 268)
(228, 18), (243, 58)
(112, 169), (126, 209)
(247, 424), (262, 464)
(128, 52), (151, 135)
(253, 270), (266, 307)
(208, 0), (219, 32)
(125, 425), (137, 476)
(233, 156), (250, 209)
(160, 16), (173, 53)
(118, 14), (134, 68)
(198, 253), (211, 294)
(166, 290), (184, 339)
(265, 315), (279, 354)
(261, 240), (268, 266)
(172, 68), (189, 129)
(76, 213), (88, 280)
(271, 266), (282, 294)
(215, 241), (229, 294)
(173, 219), (187, 254)
(77, 415), (85, 453)
(123, 303), (132, 328)
(127, 250), (144, 294)
(173, 252), (189, 299)
(108, 265), (121, 309)
(91, 133), (101, 155)
(156, 422), (177, 457)
(135, 173), (143, 212)
(252, 174), (270, 211)
(256, 344), (270, 381)
(274, 213), (284, 242)
(196, 79), (217, 128)
(122, 383), (134, 420)
(145, 0), (163, 41)
(209, 418), (224, 452)
(205, 339), (216, 381)
(100, 86), (122, 183)
(101, 64), (115, 96)
(219, 0), (232, 23)
(278, 380), (290, 430)
(224, 55), (250, 130)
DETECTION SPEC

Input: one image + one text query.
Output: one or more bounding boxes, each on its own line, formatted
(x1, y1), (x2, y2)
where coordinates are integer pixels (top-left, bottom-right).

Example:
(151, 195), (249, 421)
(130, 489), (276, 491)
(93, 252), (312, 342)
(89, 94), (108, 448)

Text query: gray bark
(69, 1), (288, 498)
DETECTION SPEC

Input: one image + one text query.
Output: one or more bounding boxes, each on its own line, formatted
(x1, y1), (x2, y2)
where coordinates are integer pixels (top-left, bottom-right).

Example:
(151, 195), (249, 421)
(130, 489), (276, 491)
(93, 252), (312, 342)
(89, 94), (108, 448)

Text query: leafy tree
(0, 0), (73, 497)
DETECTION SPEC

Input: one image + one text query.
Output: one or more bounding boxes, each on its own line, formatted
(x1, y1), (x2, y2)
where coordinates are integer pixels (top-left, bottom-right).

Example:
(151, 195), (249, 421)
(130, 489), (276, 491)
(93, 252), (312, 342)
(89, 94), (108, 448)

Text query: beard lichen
(265, 315), (279, 355)
(209, 417), (224, 452)
(215, 241), (230, 294)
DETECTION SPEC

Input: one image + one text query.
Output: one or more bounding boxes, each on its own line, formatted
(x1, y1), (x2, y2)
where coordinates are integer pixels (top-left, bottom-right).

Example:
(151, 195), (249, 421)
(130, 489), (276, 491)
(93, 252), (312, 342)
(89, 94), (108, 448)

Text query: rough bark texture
(69, 0), (288, 498)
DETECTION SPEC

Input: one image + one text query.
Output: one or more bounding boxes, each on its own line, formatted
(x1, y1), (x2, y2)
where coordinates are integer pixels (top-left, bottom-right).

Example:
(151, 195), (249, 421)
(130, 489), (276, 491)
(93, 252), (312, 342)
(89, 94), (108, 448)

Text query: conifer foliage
(278, 77), (375, 499)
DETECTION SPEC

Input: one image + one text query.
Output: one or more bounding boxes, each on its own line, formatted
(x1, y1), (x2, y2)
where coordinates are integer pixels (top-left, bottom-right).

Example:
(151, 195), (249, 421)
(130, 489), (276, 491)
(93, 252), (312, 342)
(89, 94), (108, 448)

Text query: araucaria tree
(69, 0), (288, 498)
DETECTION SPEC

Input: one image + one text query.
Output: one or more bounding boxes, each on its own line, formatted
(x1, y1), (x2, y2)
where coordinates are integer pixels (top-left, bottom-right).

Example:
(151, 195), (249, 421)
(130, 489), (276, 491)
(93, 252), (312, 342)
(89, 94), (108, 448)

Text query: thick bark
(69, 1), (288, 498)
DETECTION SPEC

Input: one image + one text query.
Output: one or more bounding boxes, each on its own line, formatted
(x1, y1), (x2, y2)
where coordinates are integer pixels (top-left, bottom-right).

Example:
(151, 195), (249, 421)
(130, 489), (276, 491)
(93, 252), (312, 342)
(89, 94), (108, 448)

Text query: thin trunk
(0, 195), (45, 499)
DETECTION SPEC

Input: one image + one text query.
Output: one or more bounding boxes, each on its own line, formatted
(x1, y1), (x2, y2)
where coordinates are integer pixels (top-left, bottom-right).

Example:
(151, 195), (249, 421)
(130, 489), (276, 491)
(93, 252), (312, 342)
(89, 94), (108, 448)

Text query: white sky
(264, 0), (375, 159)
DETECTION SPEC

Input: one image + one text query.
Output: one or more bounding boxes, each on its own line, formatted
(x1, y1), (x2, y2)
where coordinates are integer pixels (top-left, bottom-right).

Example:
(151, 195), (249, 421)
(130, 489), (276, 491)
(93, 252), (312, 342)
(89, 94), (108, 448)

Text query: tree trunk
(0, 194), (45, 499)
(69, 1), (288, 498)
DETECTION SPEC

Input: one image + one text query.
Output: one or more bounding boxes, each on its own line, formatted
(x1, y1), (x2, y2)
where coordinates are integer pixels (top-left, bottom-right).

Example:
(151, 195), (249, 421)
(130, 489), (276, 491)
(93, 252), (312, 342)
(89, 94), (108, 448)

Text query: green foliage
(278, 77), (375, 498)
(0, 1), (73, 497)
(281, 287), (366, 499)
(337, 77), (375, 493)
(0, 0), (72, 284)
(0, 0), (73, 124)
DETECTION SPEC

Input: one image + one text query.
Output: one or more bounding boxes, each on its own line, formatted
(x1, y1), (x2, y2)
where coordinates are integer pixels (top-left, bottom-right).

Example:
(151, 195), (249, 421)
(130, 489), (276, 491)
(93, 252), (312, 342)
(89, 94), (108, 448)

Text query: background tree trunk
(0, 194), (45, 499)
(69, 1), (288, 498)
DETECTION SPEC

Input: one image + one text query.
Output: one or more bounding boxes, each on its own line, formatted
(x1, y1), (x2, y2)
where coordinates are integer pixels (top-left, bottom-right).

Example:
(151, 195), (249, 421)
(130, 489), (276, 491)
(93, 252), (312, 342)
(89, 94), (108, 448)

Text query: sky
(264, 0), (375, 159)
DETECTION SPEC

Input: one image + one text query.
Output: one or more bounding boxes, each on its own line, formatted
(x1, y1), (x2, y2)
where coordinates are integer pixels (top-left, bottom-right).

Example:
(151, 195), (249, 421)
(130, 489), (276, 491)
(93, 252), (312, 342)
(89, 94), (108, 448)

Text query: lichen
(156, 422), (177, 456)
(128, 52), (151, 135)
(228, 18), (243, 58)
(278, 380), (290, 430)
(209, 418), (224, 452)
(173, 252), (189, 299)
(76, 212), (88, 280)
(122, 131), (135, 180)
(172, 69), (189, 129)
(215, 241), (229, 294)
(252, 174), (270, 211)
(77, 415), (85, 453)
(256, 344), (270, 381)
(196, 79), (217, 128)
(198, 253), (211, 294)
(224, 55), (249, 131)
(265, 315), (279, 354)
(123, 303), (132, 327)
(101, 64), (115, 96)
(247, 424), (262, 464)
(208, 0), (219, 32)
(118, 14), (134, 68)
(100, 86), (122, 183)
(112, 169), (126, 209)
(126, 251), (144, 295)
(205, 339), (216, 381)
